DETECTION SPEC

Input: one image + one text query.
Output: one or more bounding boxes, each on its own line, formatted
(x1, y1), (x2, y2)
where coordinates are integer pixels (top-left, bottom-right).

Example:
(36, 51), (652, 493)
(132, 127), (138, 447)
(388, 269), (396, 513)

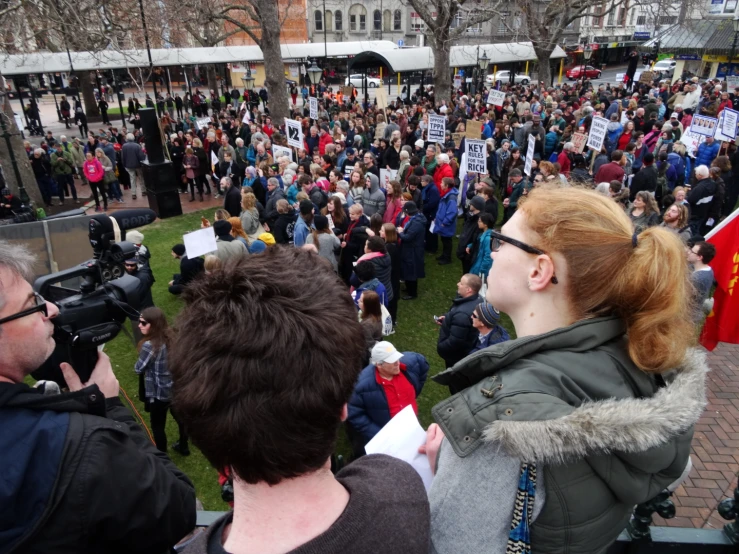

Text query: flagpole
(706, 207), (739, 240)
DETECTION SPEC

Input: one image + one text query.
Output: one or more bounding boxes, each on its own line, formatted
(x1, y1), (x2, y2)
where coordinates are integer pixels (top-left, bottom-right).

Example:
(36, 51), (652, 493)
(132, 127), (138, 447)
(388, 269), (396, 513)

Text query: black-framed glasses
(490, 231), (559, 285)
(0, 292), (49, 325)
(139, 319), (149, 326)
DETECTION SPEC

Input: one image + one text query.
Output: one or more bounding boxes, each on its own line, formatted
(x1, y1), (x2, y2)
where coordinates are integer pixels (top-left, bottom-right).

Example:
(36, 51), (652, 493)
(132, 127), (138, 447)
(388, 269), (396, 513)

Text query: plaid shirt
(134, 341), (172, 402)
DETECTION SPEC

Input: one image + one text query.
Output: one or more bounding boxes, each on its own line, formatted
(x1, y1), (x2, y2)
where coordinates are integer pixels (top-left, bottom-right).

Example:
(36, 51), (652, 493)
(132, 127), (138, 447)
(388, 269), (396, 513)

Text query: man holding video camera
(0, 240), (196, 554)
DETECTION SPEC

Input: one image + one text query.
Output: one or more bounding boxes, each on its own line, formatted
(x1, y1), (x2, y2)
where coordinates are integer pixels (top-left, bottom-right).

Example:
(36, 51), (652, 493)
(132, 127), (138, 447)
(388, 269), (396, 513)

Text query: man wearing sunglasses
(0, 241), (196, 554)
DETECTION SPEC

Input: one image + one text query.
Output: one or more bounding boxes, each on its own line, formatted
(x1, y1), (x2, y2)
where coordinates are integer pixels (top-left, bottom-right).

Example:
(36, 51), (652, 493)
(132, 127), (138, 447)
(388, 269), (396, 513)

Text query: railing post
(718, 486), (739, 544)
(626, 489), (676, 540)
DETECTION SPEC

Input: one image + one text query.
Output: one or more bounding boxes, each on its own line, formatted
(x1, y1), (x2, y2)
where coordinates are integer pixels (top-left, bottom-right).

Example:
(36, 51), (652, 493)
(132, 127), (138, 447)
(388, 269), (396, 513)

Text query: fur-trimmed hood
(483, 347), (708, 464)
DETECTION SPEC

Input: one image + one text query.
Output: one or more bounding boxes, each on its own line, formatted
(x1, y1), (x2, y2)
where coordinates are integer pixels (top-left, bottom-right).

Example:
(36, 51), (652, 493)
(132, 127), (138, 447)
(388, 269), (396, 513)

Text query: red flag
(699, 208), (739, 350)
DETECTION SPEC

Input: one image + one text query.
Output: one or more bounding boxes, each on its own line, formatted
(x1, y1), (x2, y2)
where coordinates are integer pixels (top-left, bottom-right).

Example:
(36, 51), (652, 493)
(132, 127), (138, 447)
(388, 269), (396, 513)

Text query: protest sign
(273, 145), (293, 161)
(465, 124), (482, 141)
(183, 227), (217, 259)
(486, 89), (506, 106)
(285, 118), (304, 149)
(210, 150), (218, 172)
(679, 128), (705, 156)
(586, 116), (608, 151)
(427, 115), (446, 144)
(524, 135), (536, 176)
(453, 76), (462, 89)
(720, 108), (739, 140)
(379, 169), (398, 187)
(342, 86), (353, 97)
(639, 71), (654, 84)
(241, 111), (250, 124)
(451, 132), (464, 148)
(464, 139), (487, 174)
(375, 87), (387, 109)
(689, 114), (719, 138)
(728, 76), (739, 90)
(572, 132), (588, 154)
(309, 97), (318, 120)
(195, 117), (211, 131)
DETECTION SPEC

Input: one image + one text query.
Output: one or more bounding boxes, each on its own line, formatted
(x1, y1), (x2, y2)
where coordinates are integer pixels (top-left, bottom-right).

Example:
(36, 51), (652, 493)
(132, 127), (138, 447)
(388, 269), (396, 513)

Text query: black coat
(437, 293), (482, 369)
(630, 164), (658, 201)
(174, 255), (204, 287)
(223, 185), (242, 218)
(0, 382), (196, 554)
(273, 210), (297, 244)
(398, 213), (427, 281)
(386, 241), (401, 297)
(457, 212), (480, 264)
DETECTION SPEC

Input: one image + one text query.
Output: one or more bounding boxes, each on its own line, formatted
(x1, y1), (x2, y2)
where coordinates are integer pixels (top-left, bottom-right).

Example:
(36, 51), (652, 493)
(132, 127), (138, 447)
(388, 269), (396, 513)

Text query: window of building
(410, 11), (425, 32)
(394, 9), (401, 30)
(498, 11), (509, 34)
(450, 13), (464, 28)
(636, 15), (646, 25)
(658, 15), (677, 24)
(513, 15), (522, 30)
(314, 10), (323, 32)
(374, 9), (382, 31)
(325, 10), (333, 31)
(349, 4), (367, 32)
(335, 10), (342, 30)
(629, 9), (636, 25)
(606, 10), (615, 26)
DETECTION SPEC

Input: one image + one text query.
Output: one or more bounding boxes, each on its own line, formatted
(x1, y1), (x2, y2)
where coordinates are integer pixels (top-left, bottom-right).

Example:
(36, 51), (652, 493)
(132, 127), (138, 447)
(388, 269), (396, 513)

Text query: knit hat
(258, 232), (275, 245)
(415, 139), (425, 148)
(403, 201), (419, 215)
(126, 230), (144, 244)
(476, 302), (501, 328)
(172, 244), (186, 256)
(314, 214), (329, 231)
(470, 196), (486, 212)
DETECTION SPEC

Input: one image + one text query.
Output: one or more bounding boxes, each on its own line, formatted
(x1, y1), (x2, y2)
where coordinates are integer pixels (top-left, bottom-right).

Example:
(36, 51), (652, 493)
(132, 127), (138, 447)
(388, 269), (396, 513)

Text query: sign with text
(572, 132), (588, 154)
(285, 118), (304, 149)
(639, 71), (654, 84)
(273, 145), (293, 161)
(427, 115), (446, 144)
(586, 116), (608, 151)
(309, 97), (318, 120)
(728, 76), (739, 89)
(342, 86), (353, 97)
(689, 114), (719, 137)
(465, 124), (482, 141)
(464, 139), (487, 174)
(679, 128), (705, 156)
(524, 134), (536, 176)
(720, 108), (739, 140)
(195, 117), (211, 130)
(486, 89), (506, 106)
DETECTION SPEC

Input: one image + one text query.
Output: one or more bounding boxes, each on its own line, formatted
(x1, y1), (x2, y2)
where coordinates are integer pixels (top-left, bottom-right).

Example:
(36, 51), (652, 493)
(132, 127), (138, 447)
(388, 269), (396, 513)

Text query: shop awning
(643, 19), (734, 56)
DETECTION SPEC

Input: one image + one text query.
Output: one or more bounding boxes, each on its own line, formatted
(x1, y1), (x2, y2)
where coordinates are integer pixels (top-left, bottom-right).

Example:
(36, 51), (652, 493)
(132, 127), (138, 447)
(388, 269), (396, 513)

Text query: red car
(566, 65), (602, 80)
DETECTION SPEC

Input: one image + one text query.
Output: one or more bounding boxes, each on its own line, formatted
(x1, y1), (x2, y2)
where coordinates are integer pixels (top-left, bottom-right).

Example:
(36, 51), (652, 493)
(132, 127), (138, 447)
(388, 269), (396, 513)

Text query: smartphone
(433, 315), (441, 323)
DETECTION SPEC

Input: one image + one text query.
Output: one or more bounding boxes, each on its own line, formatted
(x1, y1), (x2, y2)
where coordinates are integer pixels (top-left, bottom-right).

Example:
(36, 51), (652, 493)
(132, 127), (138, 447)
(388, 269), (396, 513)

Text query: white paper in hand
(183, 227), (218, 259)
(364, 405), (434, 491)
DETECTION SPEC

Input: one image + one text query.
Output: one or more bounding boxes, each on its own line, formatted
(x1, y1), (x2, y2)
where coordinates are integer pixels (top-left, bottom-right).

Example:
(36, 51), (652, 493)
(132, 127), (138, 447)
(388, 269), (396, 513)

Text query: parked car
(485, 71), (531, 85)
(566, 65), (602, 80)
(652, 59), (677, 78)
(345, 74), (383, 88)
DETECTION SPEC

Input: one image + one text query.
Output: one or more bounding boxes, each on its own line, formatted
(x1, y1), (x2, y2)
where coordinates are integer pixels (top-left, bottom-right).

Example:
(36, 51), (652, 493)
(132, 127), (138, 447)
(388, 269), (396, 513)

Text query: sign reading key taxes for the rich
(427, 115), (446, 143)
(464, 139), (487, 174)
(586, 116), (608, 151)
(285, 118), (304, 149)
(486, 89), (506, 106)
(309, 97), (318, 120)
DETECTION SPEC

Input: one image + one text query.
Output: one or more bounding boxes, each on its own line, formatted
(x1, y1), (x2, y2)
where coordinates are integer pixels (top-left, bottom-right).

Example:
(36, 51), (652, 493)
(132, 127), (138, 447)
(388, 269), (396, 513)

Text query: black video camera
(32, 209), (156, 386)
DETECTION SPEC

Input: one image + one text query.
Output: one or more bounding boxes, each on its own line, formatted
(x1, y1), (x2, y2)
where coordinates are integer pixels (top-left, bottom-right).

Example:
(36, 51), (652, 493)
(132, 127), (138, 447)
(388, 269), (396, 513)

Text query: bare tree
(401, 0), (499, 102)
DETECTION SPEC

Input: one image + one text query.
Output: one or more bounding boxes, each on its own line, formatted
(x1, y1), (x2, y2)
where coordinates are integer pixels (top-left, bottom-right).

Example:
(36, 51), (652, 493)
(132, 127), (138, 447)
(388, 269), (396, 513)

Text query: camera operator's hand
(60, 352), (120, 399)
(418, 423), (445, 475)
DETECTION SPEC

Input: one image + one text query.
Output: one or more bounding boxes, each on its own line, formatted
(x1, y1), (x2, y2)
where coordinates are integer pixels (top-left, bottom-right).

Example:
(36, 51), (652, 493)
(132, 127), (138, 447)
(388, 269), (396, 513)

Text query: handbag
(380, 304), (394, 336)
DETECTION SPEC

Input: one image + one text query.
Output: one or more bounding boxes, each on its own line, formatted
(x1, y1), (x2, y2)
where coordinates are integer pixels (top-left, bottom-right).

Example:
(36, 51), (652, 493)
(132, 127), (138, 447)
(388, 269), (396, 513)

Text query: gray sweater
(306, 232), (341, 272)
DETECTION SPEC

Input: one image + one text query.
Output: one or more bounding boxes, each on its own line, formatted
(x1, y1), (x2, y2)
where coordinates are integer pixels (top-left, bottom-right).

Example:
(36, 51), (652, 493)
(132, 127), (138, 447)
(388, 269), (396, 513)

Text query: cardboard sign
(586, 116), (609, 151)
(487, 89), (506, 106)
(639, 71), (654, 84)
(273, 145), (293, 161)
(451, 132), (464, 148)
(342, 86), (353, 97)
(689, 114), (719, 138)
(572, 132), (588, 154)
(524, 134), (536, 176)
(285, 118), (304, 149)
(464, 139), (487, 174)
(465, 124), (482, 140)
(375, 87), (388, 109)
(427, 114), (446, 144)
(309, 97), (318, 120)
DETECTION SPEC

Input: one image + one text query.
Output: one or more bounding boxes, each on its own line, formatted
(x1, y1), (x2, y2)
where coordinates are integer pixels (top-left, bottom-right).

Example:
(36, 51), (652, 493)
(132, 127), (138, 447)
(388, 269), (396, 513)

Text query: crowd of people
(3, 56), (732, 553)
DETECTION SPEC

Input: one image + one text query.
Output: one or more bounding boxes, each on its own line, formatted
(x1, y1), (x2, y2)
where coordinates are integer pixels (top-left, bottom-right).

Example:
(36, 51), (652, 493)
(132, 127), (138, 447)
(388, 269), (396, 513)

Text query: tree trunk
(534, 46), (555, 89)
(206, 64), (218, 97)
(431, 29), (452, 103)
(257, 0), (289, 126)
(78, 71), (100, 118)
(0, 82), (44, 207)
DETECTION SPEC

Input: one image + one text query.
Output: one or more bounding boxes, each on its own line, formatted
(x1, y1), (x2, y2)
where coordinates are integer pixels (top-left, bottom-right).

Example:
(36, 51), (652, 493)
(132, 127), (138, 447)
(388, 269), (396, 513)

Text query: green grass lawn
(102, 209), (513, 510)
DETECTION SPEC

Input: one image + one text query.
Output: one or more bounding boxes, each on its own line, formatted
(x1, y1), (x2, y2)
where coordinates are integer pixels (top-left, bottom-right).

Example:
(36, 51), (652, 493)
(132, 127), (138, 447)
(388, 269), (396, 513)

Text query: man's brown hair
(170, 247), (365, 485)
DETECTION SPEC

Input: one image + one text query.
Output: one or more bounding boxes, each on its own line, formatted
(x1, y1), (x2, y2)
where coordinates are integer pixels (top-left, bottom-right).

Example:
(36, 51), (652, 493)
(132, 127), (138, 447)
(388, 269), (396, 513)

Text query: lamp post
(307, 59), (322, 97)
(728, 16), (739, 84)
(582, 44), (593, 90)
(477, 50), (490, 97)
(0, 90), (31, 205)
(241, 64), (255, 112)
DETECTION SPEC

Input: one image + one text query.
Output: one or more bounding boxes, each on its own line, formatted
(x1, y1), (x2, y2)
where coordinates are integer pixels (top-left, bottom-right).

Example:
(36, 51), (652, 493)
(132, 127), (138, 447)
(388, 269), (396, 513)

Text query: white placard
(272, 144), (293, 161)
(728, 76), (739, 90)
(486, 89), (506, 106)
(616, 73), (625, 82)
(241, 111), (250, 124)
(720, 108), (739, 140)
(210, 150), (218, 171)
(586, 116), (609, 151)
(309, 97), (318, 120)
(524, 134), (536, 176)
(285, 118), (304, 149)
(427, 114), (446, 144)
(183, 227), (218, 259)
(379, 168), (398, 188)
(375, 87), (388, 109)
(195, 117), (211, 130)
(679, 128), (705, 156)
(464, 139), (487, 174)
(364, 406), (433, 491)
(689, 114), (719, 138)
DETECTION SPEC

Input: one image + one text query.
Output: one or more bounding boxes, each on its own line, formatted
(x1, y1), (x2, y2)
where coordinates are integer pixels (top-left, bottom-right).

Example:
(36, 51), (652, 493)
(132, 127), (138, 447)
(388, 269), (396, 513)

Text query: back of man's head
(694, 241), (716, 264)
(170, 248), (364, 485)
(355, 260), (376, 283)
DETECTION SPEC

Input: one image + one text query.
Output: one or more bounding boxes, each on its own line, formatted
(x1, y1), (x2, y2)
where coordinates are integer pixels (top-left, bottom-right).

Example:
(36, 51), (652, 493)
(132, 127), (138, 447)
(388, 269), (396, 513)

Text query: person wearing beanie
(168, 244), (205, 295)
(361, 173), (386, 217)
(468, 301), (510, 355)
(126, 229), (151, 265)
(306, 214), (341, 272)
(213, 220), (247, 262)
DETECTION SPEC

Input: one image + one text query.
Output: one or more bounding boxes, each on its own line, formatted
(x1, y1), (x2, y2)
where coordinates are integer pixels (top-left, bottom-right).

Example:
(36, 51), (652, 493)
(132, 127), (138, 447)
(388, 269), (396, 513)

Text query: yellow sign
(702, 54), (739, 63)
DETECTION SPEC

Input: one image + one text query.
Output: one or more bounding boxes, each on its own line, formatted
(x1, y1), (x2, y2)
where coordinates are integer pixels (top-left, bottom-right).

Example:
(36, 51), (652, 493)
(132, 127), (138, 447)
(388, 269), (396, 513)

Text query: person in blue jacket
(468, 212), (494, 280)
(420, 175), (440, 254)
(433, 177), (459, 265)
(468, 301), (510, 355)
(399, 202), (427, 300)
(695, 136), (720, 169)
(347, 341), (429, 458)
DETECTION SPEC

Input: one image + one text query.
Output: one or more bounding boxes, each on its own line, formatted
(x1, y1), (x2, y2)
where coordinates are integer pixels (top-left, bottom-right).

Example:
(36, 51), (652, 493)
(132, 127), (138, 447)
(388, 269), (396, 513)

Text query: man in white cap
(346, 341), (429, 458)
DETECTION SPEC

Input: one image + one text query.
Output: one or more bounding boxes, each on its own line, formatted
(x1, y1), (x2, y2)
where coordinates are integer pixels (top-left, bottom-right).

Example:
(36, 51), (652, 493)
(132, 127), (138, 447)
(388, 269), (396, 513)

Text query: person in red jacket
(318, 125), (333, 156)
(433, 153), (454, 193)
(557, 142), (574, 178)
